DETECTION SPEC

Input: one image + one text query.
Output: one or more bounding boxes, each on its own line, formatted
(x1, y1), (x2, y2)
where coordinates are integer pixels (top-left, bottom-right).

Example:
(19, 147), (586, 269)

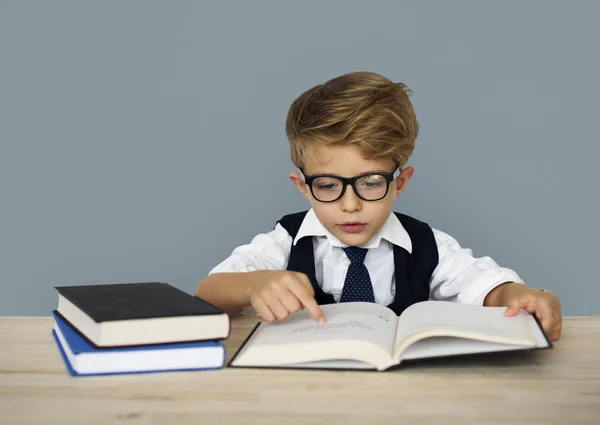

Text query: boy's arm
(483, 281), (539, 306)
(195, 223), (291, 314)
(428, 229), (562, 340)
(483, 282), (562, 340)
(428, 229), (523, 305)
(195, 224), (325, 322)
(196, 270), (324, 323)
(195, 271), (260, 315)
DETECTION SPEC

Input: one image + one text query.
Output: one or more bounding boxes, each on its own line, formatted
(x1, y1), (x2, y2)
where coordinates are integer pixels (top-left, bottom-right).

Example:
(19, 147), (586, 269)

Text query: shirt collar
(293, 208), (412, 253)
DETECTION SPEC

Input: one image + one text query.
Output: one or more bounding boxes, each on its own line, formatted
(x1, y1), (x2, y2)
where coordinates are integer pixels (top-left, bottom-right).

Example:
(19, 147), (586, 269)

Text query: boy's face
(290, 144), (414, 247)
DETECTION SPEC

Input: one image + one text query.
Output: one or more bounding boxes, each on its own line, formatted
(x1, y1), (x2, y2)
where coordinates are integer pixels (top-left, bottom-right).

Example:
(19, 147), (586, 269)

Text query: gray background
(1, 1), (598, 316)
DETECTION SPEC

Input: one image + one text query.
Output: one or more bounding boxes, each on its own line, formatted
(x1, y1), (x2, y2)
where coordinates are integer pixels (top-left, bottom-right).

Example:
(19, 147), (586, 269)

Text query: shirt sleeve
(429, 228), (524, 305)
(208, 223), (293, 274)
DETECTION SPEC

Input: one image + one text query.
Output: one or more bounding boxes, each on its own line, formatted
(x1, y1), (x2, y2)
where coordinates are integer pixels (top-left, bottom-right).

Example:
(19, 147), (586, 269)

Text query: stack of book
(51, 282), (230, 376)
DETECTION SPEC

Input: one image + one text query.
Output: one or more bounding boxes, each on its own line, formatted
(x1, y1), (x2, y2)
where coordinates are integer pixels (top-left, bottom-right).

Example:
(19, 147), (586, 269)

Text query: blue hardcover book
(52, 311), (225, 376)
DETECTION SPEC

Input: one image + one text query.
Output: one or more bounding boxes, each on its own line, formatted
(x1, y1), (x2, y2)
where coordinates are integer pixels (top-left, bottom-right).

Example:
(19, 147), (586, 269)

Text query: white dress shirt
(209, 209), (523, 307)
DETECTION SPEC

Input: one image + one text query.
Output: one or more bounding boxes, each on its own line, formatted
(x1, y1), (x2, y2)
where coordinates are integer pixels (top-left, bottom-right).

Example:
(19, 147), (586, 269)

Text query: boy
(196, 72), (562, 341)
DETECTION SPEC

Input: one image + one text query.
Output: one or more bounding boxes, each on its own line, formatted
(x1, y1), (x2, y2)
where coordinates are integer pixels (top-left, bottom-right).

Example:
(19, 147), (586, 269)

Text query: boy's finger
(551, 315), (562, 340)
(289, 284), (326, 323)
(540, 311), (562, 341)
(504, 306), (521, 316)
(276, 288), (303, 313)
(263, 293), (292, 320)
(294, 272), (315, 295)
(252, 298), (276, 323)
(304, 298), (326, 323)
(504, 293), (537, 316)
(540, 316), (557, 340)
(504, 298), (524, 316)
(536, 304), (562, 341)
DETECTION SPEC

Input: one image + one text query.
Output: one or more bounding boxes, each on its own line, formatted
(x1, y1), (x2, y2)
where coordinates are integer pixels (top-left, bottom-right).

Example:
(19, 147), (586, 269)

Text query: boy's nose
(340, 184), (362, 212)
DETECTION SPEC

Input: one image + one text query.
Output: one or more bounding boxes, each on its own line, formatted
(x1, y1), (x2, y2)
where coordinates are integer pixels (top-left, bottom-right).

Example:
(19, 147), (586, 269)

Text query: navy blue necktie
(340, 246), (375, 303)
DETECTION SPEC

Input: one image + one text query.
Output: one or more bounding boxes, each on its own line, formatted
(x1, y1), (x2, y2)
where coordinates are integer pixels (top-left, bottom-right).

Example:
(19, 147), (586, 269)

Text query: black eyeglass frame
(299, 167), (402, 202)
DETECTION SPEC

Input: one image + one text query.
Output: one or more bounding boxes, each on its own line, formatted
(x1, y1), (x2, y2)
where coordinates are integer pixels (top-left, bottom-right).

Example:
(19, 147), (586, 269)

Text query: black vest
(277, 211), (439, 315)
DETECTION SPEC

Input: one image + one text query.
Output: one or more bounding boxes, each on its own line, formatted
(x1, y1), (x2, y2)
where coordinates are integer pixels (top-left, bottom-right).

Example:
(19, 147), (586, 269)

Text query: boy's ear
(289, 172), (310, 200)
(395, 166), (414, 196)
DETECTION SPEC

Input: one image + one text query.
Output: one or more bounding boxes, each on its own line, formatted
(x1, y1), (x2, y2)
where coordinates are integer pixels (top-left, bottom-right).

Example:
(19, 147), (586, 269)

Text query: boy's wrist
(244, 270), (263, 303)
(484, 281), (550, 307)
(484, 281), (522, 306)
(244, 270), (276, 304)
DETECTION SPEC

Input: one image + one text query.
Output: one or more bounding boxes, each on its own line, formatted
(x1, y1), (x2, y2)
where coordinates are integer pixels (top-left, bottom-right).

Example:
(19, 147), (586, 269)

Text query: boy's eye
(357, 175), (386, 190)
(363, 181), (384, 188)
(315, 183), (340, 191)
(312, 177), (342, 192)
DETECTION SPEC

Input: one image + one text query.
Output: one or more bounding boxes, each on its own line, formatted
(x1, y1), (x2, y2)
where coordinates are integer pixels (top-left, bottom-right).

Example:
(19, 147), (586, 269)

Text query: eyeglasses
(299, 167), (401, 202)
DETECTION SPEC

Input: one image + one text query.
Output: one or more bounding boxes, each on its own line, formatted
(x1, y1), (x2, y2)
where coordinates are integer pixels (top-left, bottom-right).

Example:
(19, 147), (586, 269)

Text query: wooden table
(1, 316), (599, 425)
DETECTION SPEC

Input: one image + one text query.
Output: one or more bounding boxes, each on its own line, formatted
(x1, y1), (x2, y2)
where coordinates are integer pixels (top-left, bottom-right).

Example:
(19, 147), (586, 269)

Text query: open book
(229, 301), (551, 371)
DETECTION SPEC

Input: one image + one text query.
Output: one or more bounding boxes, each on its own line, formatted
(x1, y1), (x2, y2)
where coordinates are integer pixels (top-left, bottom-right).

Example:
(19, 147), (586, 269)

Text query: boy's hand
(503, 290), (562, 341)
(247, 271), (326, 324)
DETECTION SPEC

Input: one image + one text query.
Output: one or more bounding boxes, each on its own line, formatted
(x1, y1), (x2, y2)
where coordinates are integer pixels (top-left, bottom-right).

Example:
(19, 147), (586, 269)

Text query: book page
(237, 302), (398, 356)
(393, 301), (539, 357)
(399, 336), (532, 361)
(243, 302), (398, 353)
(274, 359), (377, 370)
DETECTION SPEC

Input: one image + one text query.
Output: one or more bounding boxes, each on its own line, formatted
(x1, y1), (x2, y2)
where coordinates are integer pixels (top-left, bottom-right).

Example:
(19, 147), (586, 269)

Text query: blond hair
(285, 71), (419, 169)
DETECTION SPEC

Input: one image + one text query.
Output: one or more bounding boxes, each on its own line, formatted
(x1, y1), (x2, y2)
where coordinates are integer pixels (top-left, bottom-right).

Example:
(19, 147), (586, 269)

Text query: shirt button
(344, 258), (351, 266)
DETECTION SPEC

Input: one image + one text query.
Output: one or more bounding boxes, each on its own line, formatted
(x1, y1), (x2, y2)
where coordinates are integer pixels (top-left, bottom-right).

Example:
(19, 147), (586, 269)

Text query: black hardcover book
(55, 282), (230, 347)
